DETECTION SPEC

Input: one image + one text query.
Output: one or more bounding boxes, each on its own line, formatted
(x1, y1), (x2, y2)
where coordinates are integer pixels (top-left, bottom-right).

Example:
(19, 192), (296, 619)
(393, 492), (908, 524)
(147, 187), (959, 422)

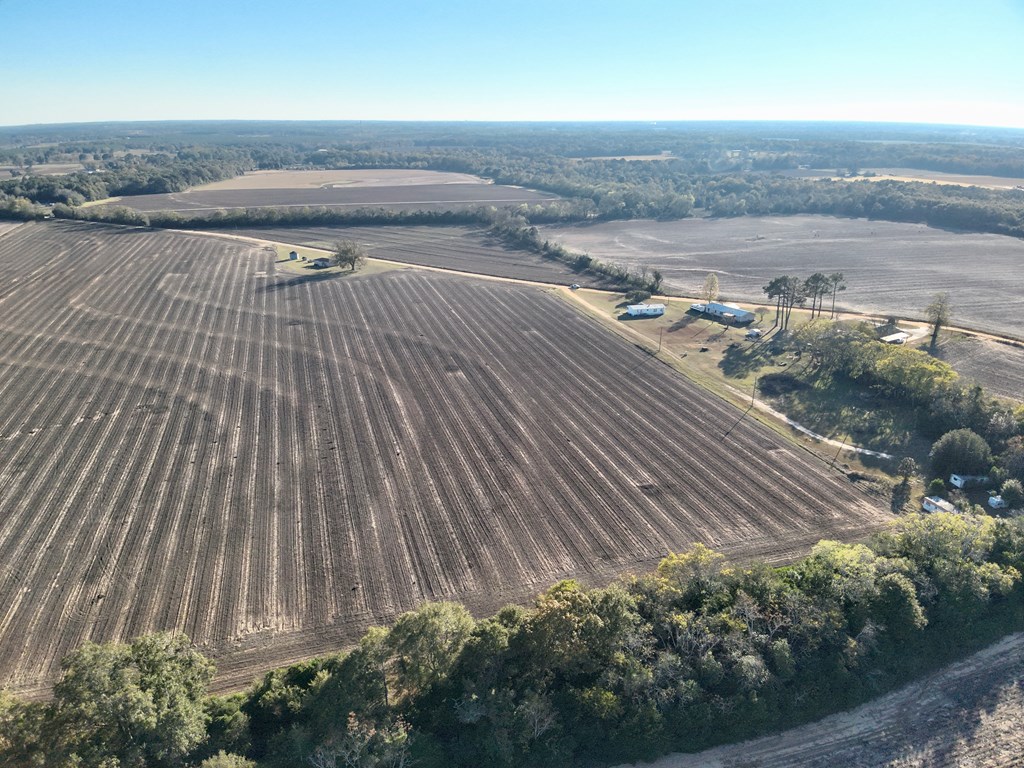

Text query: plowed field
(107, 173), (556, 213)
(213, 225), (616, 287)
(0, 221), (887, 697)
(542, 216), (1024, 338)
(933, 336), (1024, 402)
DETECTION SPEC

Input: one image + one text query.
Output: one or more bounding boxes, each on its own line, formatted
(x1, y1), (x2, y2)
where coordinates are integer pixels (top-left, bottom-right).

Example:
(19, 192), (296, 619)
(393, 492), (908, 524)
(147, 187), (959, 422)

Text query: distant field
(933, 336), (1024, 402)
(780, 167), (1024, 190)
(0, 221), (887, 697)
(542, 215), (1024, 338)
(193, 169), (492, 191)
(104, 169), (557, 212)
(0, 162), (85, 177)
(215, 225), (618, 288)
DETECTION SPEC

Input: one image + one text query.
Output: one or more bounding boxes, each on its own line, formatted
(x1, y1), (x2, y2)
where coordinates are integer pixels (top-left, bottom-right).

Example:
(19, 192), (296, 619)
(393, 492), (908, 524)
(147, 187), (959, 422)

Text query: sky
(1, 0), (1022, 128)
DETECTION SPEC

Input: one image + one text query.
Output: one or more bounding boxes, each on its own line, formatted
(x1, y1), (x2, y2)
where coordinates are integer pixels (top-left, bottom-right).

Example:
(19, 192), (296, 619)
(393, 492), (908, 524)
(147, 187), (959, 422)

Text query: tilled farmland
(934, 336), (1024, 402)
(214, 225), (617, 287)
(108, 182), (557, 213)
(0, 221), (887, 696)
(542, 215), (1024, 339)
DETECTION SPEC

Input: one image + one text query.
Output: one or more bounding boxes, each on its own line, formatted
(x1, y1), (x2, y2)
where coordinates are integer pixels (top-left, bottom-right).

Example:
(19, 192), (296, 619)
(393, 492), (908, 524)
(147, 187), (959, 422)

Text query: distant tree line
(4, 125), (1024, 239)
(3, 510), (1024, 767)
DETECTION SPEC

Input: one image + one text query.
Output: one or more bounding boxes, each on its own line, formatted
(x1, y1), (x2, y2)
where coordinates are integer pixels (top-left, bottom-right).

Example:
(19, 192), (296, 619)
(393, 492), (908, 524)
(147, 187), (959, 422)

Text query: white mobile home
(923, 496), (958, 514)
(949, 474), (988, 489)
(691, 301), (755, 324)
(626, 303), (666, 317)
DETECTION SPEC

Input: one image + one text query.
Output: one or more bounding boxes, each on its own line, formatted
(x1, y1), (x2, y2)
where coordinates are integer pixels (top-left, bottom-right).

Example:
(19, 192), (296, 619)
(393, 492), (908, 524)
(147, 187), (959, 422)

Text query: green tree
(1001, 479), (1024, 508)
(930, 428), (992, 479)
(332, 240), (367, 272)
(897, 457), (918, 483)
(50, 633), (214, 768)
(803, 273), (830, 319)
(925, 291), (952, 347)
(199, 751), (256, 768)
(828, 272), (847, 319)
(386, 602), (475, 701)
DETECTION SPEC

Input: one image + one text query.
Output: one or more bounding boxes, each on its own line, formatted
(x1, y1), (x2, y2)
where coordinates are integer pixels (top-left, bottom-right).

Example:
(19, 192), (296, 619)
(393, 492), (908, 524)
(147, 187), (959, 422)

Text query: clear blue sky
(1, 0), (1022, 127)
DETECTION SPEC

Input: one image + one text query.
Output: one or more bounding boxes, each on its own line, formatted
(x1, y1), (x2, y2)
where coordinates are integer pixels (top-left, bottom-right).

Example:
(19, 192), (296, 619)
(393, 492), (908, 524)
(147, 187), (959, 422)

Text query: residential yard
(569, 289), (931, 476)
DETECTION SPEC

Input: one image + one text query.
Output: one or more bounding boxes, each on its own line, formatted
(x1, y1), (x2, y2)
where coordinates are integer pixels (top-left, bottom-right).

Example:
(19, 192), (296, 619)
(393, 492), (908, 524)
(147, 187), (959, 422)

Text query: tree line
(3, 510), (1024, 768)
(4, 125), (1024, 241)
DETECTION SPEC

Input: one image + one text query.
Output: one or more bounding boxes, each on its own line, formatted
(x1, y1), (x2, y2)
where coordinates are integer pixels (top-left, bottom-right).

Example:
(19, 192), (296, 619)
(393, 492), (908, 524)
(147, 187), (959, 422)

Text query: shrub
(930, 429), (992, 479)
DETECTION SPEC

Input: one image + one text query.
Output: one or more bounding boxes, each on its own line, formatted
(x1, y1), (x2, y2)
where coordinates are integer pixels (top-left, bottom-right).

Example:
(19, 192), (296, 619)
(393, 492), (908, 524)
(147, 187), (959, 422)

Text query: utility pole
(751, 376), (758, 407)
(657, 327), (663, 354)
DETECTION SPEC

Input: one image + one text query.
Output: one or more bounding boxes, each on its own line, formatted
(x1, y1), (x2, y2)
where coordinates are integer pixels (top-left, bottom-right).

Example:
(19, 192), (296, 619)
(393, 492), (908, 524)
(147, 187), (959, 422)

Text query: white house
(880, 332), (910, 344)
(690, 301), (755, 324)
(626, 303), (666, 317)
(989, 495), (1008, 509)
(949, 474), (988, 489)
(923, 496), (958, 514)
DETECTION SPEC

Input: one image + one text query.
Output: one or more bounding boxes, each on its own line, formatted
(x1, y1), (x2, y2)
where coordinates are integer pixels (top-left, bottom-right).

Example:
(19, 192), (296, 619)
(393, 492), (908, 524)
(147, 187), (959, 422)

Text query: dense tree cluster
(3, 512), (1024, 767)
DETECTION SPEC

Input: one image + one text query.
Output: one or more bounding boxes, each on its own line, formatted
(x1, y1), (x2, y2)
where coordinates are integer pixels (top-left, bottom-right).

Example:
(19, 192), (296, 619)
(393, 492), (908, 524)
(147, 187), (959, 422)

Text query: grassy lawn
(272, 243), (399, 278)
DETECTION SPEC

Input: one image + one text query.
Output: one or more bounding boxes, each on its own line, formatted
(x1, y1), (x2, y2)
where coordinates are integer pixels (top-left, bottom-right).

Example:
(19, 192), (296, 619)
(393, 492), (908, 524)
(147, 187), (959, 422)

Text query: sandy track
(0, 221), (889, 697)
(619, 632), (1024, 768)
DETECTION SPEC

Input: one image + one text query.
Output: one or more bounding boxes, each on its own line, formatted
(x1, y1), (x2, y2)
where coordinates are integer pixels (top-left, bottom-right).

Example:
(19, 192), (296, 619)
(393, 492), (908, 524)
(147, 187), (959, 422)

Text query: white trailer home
(690, 301), (755, 324)
(923, 496), (958, 513)
(626, 303), (666, 317)
(949, 474), (988, 489)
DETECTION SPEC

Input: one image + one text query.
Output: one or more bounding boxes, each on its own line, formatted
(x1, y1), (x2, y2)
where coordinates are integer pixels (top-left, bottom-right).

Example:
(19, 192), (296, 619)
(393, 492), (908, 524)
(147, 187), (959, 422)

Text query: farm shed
(950, 474), (988, 489)
(923, 496), (958, 513)
(692, 301), (755, 324)
(289, 250), (299, 260)
(626, 303), (666, 317)
(312, 257), (331, 268)
(880, 332), (910, 344)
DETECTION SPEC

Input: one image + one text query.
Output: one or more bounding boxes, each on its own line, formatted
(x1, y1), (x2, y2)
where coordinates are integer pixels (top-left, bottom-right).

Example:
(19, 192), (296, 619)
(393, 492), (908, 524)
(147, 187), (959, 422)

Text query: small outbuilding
(626, 303), (666, 317)
(923, 496), (958, 514)
(289, 250), (299, 260)
(988, 495), (1008, 509)
(312, 257), (331, 269)
(949, 473), (988, 489)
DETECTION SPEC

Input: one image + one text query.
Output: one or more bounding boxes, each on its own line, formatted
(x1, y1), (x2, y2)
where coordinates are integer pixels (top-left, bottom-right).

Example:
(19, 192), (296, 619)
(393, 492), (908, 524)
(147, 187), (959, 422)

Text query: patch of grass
(272, 244), (398, 278)
(767, 370), (930, 459)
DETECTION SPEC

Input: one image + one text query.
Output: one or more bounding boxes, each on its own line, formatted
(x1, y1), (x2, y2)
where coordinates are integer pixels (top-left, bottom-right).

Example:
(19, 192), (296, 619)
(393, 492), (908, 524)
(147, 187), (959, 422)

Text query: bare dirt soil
(0, 162), (85, 177)
(106, 180), (557, 213)
(192, 169), (491, 191)
(932, 336), (1024, 402)
(620, 632), (1024, 768)
(780, 167), (1024, 190)
(211, 225), (619, 288)
(0, 221), (888, 698)
(542, 215), (1024, 339)
(0, 222), (24, 238)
